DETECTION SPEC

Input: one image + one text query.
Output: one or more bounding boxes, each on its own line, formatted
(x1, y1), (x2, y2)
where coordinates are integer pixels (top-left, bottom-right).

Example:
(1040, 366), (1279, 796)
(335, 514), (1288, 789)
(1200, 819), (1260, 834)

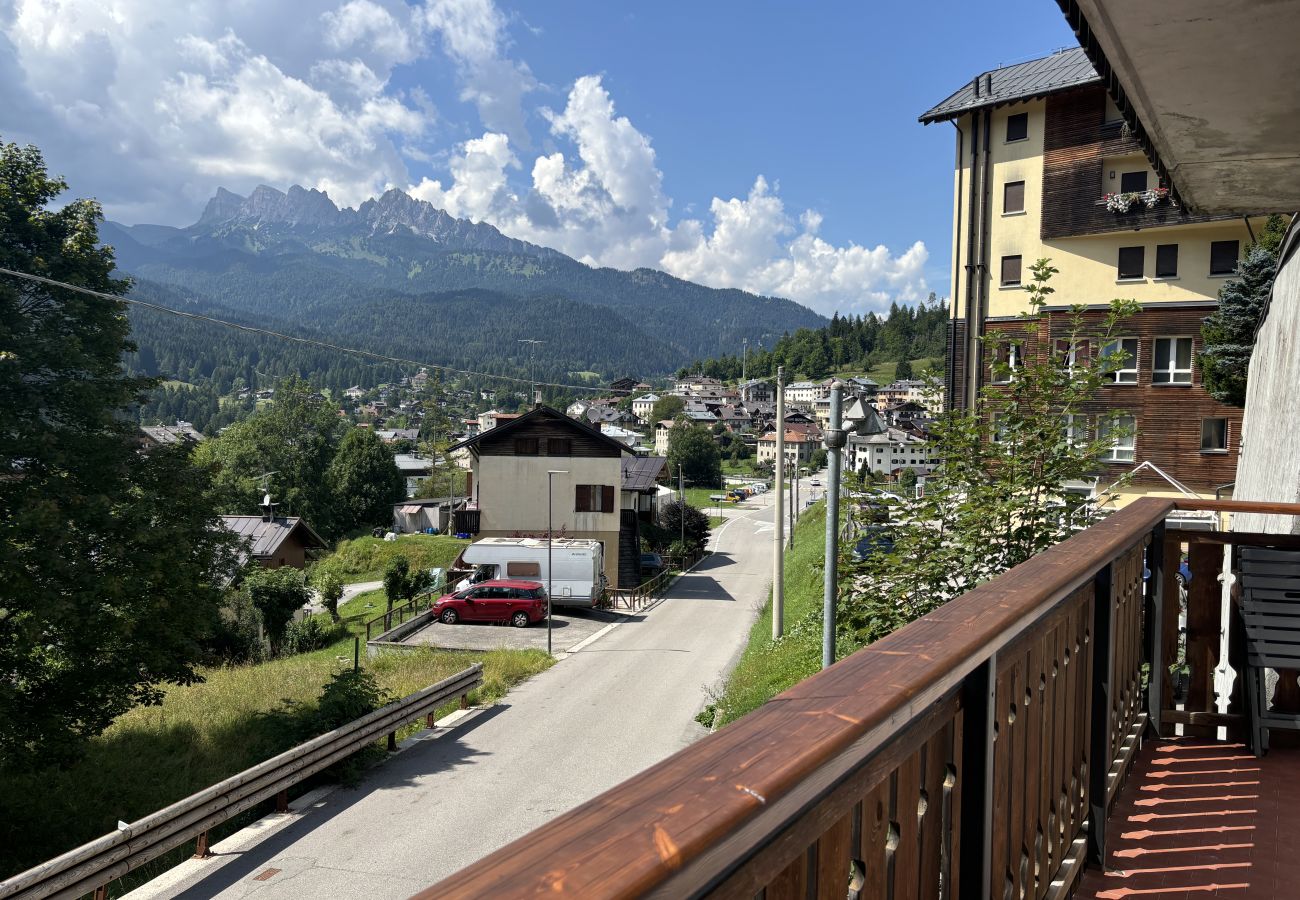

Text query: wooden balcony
(416, 497), (1300, 899)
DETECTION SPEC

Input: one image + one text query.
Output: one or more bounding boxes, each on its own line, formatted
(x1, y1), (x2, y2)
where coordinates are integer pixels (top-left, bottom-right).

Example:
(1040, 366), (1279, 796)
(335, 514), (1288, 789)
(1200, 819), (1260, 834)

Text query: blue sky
(1, 0), (1077, 316)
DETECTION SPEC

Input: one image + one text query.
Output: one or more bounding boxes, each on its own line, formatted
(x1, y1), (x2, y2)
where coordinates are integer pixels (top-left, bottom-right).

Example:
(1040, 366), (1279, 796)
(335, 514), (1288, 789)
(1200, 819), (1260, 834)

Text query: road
(138, 479), (816, 899)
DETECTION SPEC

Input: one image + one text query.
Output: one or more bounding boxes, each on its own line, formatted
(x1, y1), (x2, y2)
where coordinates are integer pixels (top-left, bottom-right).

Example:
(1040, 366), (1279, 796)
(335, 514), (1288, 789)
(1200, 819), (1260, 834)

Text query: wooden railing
(364, 591), (433, 641)
(416, 497), (1300, 899)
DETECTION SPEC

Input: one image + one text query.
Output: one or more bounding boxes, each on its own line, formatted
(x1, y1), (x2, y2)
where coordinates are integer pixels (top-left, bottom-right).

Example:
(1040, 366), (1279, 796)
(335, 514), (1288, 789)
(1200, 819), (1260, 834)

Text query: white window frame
(991, 341), (1023, 385)
(1063, 414), (1086, 447)
(1100, 337), (1139, 384)
(1099, 416), (1136, 462)
(1152, 336), (1193, 384)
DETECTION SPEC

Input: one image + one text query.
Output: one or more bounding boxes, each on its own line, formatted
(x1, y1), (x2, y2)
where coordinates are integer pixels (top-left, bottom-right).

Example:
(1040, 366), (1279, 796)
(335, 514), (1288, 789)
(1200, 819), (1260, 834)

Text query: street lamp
(546, 469), (568, 655)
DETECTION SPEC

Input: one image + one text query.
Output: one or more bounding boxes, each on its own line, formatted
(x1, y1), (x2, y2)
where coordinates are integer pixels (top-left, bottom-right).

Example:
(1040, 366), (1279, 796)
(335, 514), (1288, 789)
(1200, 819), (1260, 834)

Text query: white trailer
(456, 537), (606, 608)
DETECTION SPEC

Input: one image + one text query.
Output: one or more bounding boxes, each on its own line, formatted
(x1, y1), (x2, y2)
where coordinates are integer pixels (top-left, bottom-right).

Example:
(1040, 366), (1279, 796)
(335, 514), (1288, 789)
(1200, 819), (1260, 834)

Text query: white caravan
(456, 537), (606, 608)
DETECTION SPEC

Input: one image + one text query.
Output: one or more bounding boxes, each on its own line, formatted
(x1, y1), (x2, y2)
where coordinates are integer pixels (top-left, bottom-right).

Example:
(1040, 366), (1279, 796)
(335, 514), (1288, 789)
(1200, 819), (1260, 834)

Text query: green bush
(310, 534), (467, 584)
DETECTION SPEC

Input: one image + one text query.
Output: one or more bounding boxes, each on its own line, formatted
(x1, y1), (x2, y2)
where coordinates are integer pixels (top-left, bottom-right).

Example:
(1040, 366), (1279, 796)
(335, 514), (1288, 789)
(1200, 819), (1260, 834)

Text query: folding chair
(1237, 546), (1300, 755)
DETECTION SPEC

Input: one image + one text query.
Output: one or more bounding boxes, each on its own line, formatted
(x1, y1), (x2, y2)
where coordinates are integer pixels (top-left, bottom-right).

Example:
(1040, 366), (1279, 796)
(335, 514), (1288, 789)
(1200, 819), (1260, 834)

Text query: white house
(846, 428), (935, 478)
(784, 381), (827, 408)
(631, 393), (660, 424)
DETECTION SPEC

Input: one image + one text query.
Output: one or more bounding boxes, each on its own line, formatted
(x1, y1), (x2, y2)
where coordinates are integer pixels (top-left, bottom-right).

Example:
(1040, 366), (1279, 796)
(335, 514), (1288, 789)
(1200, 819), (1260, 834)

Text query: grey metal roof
(621, 455), (667, 492)
(919, 48), (1100, 123)
(220, 516), (327, 560)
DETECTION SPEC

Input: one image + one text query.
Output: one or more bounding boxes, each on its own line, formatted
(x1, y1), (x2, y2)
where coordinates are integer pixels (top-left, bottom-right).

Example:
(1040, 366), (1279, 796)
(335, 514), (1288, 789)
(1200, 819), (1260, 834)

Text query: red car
(431, 579), (547, 628)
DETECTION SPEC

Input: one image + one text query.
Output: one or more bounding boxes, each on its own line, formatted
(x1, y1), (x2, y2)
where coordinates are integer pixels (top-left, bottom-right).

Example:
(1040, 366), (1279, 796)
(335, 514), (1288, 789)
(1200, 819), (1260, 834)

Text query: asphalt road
(137, 481), (808, 900)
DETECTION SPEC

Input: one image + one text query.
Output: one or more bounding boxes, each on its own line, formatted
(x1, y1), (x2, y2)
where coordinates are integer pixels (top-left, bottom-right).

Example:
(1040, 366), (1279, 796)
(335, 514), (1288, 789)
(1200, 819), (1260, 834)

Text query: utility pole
(518, 339), (543, 402)
(772, 367), (785, 639)
(822, 380), (846, 669)
(678, 464), (685, 551)
(546, 469), (568, 656)
(742, 338), (748, 385)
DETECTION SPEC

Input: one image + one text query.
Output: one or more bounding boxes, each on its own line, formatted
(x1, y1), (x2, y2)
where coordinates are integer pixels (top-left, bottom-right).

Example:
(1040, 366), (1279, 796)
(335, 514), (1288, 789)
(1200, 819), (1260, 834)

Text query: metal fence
(606, 549), (708, 611)
(0, 664), (484, 900)
(364, 591), (433, 641)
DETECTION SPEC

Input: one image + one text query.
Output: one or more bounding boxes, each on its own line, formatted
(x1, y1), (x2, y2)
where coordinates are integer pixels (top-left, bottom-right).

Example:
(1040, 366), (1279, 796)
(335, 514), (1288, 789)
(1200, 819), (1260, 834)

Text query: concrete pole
(547, 469), (568, 657)
(823, 380), (846, 669)
(773, 367), (785, 640)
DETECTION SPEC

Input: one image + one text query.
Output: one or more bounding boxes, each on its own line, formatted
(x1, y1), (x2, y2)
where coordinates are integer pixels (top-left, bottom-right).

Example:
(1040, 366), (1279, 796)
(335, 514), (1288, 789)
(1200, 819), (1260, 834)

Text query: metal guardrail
(0, 664), (484, 900)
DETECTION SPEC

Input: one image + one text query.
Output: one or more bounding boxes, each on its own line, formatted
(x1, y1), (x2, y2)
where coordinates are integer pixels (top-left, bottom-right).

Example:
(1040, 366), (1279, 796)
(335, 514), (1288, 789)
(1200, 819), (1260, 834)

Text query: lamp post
(772, 367), (785, 639)
(546, 469), (568, 656)
(822, 380), (847, 669)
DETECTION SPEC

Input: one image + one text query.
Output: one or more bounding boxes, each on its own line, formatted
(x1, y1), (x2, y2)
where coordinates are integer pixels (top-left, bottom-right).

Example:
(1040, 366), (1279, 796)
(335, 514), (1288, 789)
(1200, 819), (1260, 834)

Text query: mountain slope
(104, 185), (825, 370)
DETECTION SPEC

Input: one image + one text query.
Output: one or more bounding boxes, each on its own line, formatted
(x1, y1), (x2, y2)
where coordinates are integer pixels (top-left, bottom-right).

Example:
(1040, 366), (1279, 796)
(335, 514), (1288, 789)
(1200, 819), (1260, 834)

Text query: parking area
(401, 606), (628, 653)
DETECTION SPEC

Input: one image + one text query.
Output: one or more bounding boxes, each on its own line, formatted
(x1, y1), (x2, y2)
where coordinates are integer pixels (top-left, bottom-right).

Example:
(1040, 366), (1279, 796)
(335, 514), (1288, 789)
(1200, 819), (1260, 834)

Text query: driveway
(400, 606), (626, 653)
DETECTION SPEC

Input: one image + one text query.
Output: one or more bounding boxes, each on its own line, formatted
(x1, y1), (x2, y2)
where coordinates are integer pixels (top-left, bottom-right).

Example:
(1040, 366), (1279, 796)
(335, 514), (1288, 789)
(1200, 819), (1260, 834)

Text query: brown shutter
(575, 484), (590, 512)
(602, 485), (615, 513)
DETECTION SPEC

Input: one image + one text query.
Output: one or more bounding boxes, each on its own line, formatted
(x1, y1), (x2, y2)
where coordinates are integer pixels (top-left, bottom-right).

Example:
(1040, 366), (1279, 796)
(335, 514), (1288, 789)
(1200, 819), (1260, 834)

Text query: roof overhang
(1057, 0), (1300, 213)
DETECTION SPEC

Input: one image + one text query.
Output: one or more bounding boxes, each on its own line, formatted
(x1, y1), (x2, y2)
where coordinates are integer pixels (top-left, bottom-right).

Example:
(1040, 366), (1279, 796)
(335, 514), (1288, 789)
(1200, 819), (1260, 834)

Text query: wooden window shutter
(575, 484), (590, 511)
(602, 485), (615, 513)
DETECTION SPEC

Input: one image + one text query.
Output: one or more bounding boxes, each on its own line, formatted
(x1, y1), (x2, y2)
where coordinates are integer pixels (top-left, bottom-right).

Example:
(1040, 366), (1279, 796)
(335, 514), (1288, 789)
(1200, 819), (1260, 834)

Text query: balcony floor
(1076, 737), (1300, 899)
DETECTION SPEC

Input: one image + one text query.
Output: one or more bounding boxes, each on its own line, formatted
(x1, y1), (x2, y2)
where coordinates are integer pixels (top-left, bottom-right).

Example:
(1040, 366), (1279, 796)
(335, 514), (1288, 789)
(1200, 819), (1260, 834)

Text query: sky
(0, 0), (1077, 318)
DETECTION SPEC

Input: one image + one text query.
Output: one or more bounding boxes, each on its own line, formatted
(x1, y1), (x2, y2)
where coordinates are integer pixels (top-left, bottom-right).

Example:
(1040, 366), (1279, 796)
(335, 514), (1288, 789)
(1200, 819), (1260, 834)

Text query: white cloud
(406, 76), (928, 315)
(421, 0), (536, 147)
(322, 0), (418, 66)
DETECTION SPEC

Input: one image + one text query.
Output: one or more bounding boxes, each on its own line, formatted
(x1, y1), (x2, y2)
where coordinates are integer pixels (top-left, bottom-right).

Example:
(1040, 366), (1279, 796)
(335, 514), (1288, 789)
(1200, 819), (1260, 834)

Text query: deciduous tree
(667, 424), (722, 487)
(328, 428), (404, 535)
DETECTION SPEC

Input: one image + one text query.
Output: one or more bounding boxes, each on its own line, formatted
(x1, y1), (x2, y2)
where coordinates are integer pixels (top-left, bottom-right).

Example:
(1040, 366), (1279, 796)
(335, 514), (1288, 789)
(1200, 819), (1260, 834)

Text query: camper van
(455, 537), (606, 608)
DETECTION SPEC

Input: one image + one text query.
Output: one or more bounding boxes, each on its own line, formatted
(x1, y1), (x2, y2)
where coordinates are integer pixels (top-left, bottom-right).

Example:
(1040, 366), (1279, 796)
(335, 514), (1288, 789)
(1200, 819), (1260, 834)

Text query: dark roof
(621, 455), (667, 492)
(449, 405), (629, 455)
(919, 48), (1099, 123)
(220, 516), (327, 562)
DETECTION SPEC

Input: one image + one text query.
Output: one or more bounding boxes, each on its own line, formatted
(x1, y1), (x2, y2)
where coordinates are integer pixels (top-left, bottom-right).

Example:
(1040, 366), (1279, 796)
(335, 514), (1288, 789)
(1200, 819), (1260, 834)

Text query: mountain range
(104, 185), (825, 401)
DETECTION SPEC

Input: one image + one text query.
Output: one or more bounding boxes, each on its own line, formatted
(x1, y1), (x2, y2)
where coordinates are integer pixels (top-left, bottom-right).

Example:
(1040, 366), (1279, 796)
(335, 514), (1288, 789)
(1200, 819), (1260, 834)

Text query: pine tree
(1200, 241), (1280, 407)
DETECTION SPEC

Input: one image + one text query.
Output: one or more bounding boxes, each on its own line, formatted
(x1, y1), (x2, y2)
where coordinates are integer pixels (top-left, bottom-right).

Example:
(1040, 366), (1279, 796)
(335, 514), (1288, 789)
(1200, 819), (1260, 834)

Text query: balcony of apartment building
(416, 496), (1300, 899)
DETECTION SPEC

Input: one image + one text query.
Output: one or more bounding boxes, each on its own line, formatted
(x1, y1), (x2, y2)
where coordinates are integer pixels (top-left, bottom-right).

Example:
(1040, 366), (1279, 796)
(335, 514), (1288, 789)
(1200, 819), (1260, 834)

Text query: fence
(415, 497), (1300, 899)
(607, 549), (709, 611)
(0, 664), (483, 900)
(364, 591), (433, 641)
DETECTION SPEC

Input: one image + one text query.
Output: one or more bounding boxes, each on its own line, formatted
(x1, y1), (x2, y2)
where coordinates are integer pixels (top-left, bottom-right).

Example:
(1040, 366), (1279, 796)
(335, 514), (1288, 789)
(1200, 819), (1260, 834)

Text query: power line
(0, 267), (614, 394)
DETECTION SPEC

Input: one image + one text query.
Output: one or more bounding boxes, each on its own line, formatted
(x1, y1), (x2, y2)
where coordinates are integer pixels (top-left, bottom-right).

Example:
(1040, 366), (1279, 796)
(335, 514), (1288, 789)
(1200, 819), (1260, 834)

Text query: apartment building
(920, 49), (1264, 502)
(756, 430), (818, 468)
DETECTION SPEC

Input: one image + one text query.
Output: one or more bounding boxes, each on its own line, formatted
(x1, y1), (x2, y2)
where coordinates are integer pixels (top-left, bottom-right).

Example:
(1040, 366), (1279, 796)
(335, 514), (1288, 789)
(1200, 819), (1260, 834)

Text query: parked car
(640, 552), (664, 577)
(431, 579), (547, 627)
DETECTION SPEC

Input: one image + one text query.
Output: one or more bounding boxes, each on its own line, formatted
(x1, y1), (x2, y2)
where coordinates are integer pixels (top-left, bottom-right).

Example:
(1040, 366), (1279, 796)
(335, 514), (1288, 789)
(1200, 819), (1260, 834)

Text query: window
(1210, 240), (1240, 276)
(1006, 112), (1028, 142)
(575, 484), (615, 513)
(1119, 171), (1148, 193)
(1155, 244), (1179, 278)
(1117, 246), (1145, 280)
(1000, 255), (1022, 286)
(1055, 339), (1093, 373)
(513, 437), (539, 455)
(1063, 414), (1086, 447)
(506, 561), (541, 577)
(991, 413), (1011, 445)
(1201, 418), (1228, 452)
(546, 437), (572, 456)
(1003, 181), (1025, 214)
(1153, 337), (1193, 384)
(1100, 337), (1139, 383)
(991, 340), (1023, 384)
(1099, 416), (1136, 462)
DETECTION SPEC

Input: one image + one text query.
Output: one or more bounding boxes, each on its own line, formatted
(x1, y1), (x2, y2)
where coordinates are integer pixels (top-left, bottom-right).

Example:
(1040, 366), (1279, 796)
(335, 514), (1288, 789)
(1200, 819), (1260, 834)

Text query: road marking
(566, 621), (622, 653)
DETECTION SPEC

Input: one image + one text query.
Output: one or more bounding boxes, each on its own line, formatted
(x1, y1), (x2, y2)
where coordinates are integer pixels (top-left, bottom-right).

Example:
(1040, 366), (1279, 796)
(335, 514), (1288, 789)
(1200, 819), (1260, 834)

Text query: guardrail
(607, 550), (709, 611)
(364, 591), (433, 641)
(0, 664), (484, 900)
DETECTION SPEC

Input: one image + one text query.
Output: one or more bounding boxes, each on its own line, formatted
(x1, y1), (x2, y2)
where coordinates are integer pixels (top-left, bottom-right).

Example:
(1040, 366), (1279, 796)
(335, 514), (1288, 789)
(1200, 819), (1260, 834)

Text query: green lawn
(721, 459), (761, 477)
(0, 640), (553, 887)
(311, 533), (469, 584)
(705, 501), (828, 728)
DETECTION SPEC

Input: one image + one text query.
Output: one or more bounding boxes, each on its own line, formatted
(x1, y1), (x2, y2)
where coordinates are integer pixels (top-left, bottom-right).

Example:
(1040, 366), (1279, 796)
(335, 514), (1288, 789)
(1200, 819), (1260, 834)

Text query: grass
(311, 533), (469, 584)
(706, 501), (828, 728)
(721, 459), (762, 477)
(857, 357), (940, 385)
(0, 639), (552, 885)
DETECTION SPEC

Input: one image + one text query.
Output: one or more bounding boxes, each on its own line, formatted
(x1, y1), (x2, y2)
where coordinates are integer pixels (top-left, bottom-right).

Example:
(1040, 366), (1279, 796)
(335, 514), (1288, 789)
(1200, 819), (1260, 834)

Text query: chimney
(261, 492), (276, 523)
(972, 76), (981, 98)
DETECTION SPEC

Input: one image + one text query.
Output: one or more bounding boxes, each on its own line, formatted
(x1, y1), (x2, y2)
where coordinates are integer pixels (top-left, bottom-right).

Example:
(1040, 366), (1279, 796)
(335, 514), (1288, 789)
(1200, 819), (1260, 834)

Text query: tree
(0, 140), (239, 768)
(667, 424), (723, 487)
(839, 260), (1139, 651)
(895, 358), (914, 380)
(809, 448), (828, 471)
(315, 572), (345, 622)
(195, 375), (343, 535)
(1199, 215), (1289, 407)
(328, 428), (405, 535)
(650, 394), (686, 424)
(383, 555), (433, 616)
(243, 567), (311, 654)
(652, 500), (712, 553)
(897, 467), (918, 495)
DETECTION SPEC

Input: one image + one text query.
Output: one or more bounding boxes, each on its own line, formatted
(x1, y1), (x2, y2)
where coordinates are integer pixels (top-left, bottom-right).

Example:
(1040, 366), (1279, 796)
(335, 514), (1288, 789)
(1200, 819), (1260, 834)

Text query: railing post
(1088, 560), (1115, 866)
(460, 692), (469, 710)
(387, 731), (397, 752)
(276, 789), (288, 813)
(93, 886), (108, 900)
(959, 655), (995, 899)
(193, 830), (210, 859)
(1145, 523), (1165, 739)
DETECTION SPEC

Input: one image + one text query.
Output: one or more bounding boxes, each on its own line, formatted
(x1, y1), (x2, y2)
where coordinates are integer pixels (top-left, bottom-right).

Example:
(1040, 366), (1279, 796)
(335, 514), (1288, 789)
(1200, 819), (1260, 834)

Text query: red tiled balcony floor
(1076, 738), (1300, 899)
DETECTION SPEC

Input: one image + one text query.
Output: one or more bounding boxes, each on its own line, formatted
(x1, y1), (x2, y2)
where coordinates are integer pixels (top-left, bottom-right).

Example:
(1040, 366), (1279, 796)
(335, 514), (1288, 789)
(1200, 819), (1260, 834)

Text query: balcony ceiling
(1063, 0), (1300, 214)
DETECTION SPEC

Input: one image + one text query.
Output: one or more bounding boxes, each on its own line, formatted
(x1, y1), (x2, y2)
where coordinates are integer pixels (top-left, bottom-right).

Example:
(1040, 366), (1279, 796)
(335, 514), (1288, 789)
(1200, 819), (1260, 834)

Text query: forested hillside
(679, 295), (948, 381)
